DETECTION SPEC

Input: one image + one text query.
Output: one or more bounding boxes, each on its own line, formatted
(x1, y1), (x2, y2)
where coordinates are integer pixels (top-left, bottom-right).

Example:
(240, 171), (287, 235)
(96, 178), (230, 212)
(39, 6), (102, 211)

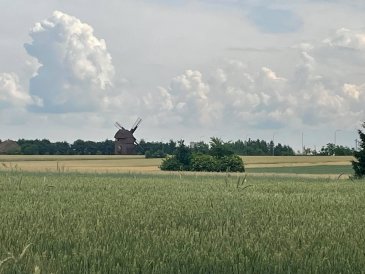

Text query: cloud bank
(142, 28), (365, 131)
(24, 11), (115, 113)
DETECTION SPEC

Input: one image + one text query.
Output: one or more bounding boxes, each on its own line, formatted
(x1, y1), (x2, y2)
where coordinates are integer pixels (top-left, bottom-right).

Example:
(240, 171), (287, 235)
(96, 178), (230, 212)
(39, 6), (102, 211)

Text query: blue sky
(248, 7), (302, 33)
(0, 0), (365, 151)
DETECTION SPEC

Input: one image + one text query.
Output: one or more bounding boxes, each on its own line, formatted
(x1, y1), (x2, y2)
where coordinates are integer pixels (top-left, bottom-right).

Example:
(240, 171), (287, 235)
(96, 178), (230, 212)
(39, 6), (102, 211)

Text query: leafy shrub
(159, 138), (245, 173)
(191, 154), (218, 172)
(160, 157), (182, 171)
(217, 155), (245, 172)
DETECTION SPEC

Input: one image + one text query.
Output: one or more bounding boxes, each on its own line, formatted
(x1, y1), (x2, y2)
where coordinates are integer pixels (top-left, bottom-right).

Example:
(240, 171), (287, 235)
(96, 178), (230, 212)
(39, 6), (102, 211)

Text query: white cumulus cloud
(143, 70), (222, 126)
(323, 28), (365, 50)
(343, 83), (362, 100)
(24, 11), (115, 113)
(0, 73), (34, 109)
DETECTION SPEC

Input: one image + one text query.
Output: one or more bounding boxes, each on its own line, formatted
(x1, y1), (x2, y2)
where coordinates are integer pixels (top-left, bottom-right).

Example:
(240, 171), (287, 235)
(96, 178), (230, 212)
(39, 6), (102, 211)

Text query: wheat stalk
(0, 243), (32, 273)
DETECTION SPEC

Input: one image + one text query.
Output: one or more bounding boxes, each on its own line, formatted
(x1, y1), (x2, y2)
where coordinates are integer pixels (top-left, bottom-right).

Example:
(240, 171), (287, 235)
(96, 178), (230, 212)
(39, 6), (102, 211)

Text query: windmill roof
(114, 129), (135, 140)
(0, 140), (20, 154)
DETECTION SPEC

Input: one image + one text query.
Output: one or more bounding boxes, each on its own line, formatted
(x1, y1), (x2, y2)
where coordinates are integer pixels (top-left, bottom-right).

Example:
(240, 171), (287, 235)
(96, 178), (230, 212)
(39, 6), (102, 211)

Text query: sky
(1, 0), (365, 151)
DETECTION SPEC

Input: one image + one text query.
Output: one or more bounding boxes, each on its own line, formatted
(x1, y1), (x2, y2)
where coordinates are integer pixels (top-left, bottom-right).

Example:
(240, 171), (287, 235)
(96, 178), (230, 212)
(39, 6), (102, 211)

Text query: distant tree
(98, 140), (115, 155)
(84, 141), (98, 155)
(320, 143), (332, 155)
(22, 144), (39, 155)
(191, 141), (210, 154)
(352, 123), (365, 179)
(227, 140), (243, 155)
(167, 140), (177, 154)
(138, 139), (177, 156)
(334, 145), (353, 156)
(145, 150), (166, 158)
(54, 141), (71, 155)
(71, 140), (86, 155)
(160, 140), (192, 171)
(274, 143), (295, 156)
(174, 140), (192, 169)
(319, 143), (353, 156)
(209, 137), (233, 158)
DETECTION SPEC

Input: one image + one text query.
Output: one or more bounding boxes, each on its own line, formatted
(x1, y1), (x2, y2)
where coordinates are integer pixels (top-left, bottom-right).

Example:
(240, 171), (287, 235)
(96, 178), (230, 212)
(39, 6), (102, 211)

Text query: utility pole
(272, 133), (275, 156)
(301, 132), (304, 155)
(245, 136), (249, 156)
(334, 129), (341, 147)
(334, 129), (341, 156)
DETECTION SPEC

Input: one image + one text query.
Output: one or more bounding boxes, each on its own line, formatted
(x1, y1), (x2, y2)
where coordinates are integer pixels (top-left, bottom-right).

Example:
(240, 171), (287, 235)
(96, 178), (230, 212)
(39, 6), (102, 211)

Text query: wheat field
(0, 170), (364, 273)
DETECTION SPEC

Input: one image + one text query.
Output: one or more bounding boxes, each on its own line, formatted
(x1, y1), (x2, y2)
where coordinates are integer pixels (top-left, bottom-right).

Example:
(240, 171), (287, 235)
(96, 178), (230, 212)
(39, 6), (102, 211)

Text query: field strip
(0, 155), (146, 162)
(0, 165), (352, 179)
(246, 172), (350, 179)
(246, 161), (351, 168)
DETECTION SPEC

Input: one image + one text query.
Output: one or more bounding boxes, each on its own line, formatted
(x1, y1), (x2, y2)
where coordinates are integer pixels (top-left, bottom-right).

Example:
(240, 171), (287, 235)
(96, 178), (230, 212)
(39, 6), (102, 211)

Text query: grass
(240, 155), (353, 165)
(247, 165), (354, 175)
(1, 170), (365, 273)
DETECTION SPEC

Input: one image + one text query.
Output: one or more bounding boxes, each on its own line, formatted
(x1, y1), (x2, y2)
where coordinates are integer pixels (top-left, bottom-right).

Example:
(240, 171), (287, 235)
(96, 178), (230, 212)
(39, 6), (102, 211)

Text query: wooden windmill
(114, 118), (142, 155)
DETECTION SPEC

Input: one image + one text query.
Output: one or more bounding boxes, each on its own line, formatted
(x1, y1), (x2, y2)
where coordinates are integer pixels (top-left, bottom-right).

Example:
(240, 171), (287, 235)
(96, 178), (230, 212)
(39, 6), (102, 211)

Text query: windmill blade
(134, 140), (144, 153)
(132, 117), (142, 130)
(131, 117), (142, 133)
(115, 122), (124, 129)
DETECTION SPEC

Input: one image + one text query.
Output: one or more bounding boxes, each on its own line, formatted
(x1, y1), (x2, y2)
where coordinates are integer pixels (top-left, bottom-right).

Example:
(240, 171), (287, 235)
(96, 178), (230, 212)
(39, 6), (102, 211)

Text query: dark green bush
(160, 157), (183, 171)
(159, 139), (245, 173)
(161, 153), (245, 173)
(191, 154), (218, 172)
(217, 155), (245, 172)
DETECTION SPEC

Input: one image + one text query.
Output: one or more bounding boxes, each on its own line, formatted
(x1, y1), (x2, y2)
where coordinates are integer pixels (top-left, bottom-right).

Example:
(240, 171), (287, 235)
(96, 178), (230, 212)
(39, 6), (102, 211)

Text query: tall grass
(0, 171), (364, 273)
(247, 164), (353, 175)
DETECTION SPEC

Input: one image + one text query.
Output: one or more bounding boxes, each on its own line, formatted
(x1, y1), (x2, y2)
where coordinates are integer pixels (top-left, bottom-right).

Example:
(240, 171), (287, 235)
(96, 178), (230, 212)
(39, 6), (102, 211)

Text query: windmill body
(114, 118), (142, 155)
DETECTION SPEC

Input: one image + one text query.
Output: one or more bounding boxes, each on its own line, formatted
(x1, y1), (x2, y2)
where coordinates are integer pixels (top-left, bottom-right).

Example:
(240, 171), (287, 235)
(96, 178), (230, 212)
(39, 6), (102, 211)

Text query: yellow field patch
(0, 156), (160, 173)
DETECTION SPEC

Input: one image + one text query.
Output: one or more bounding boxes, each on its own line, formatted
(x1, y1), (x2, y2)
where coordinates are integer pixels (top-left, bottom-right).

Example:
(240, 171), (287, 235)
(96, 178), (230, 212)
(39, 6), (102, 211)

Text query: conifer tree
(352, 122), (365, 179)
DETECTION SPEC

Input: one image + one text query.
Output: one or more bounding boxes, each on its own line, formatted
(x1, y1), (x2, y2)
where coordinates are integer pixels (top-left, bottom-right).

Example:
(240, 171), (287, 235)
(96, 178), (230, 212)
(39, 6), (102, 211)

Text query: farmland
(0, 155), (354, 176)
(0, 155), (362, 273)
(0, 170), (365, 273)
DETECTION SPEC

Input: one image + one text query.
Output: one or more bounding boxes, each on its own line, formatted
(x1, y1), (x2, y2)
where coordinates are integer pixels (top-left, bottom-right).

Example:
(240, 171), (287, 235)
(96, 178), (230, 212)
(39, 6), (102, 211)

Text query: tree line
(17, 139), (115, 155)
(141, 138), (296, 157)
(3, 138), (354, 156)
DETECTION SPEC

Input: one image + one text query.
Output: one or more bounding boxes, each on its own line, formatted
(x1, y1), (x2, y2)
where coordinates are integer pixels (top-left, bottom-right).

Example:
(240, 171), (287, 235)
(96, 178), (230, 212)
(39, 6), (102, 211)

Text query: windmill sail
(131, 117), (142, 133)
(114, 122), (124, 129)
